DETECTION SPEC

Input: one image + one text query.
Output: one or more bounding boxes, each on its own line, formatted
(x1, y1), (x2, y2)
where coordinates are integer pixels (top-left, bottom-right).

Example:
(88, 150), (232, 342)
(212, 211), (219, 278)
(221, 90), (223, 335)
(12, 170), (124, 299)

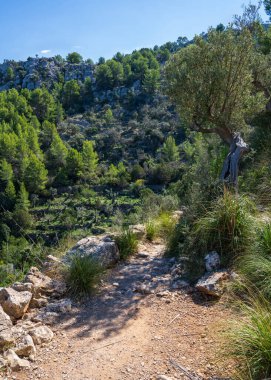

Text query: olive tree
(165, 28), (267, 188)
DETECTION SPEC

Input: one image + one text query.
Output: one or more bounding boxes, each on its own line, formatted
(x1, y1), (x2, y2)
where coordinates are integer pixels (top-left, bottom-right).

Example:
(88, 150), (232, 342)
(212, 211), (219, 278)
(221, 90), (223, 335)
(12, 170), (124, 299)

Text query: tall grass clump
(65, 255), (104, 297)
(157, 212), (176, 240)
(229, 297), (271, 380)
(237, 223), (271, 301)
(145, 219), (158, 241)
(193, 192), (255, 267)
(115, 229), (138, 260)
(166, 192), (255, 280)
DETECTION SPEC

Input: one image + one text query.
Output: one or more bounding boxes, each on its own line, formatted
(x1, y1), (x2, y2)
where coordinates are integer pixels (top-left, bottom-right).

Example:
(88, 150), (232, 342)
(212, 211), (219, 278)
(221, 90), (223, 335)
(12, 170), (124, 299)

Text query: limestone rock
(45, 298), (72, 313)
(24, 267), (65, 297)
(204, 251), (220, 272)
(31, 311), (59, 325)
(24, 267), (54, 297)
(129, 224), (145, 239)
(11, 282), (33, 293)
(4, 349), (30, 370)
(0, 305), (14, 349)
(43, 255), (63, 278)
(65, 235), (120, 268)
(15, 334), (36, 357)
(29, 325), (54, 345)
(0, 288), (32, 319)
(195, 271), (230, 297)
(29, 296), (48, 309)
(0, 356), (7, 368)
(157, 376), (174, 380)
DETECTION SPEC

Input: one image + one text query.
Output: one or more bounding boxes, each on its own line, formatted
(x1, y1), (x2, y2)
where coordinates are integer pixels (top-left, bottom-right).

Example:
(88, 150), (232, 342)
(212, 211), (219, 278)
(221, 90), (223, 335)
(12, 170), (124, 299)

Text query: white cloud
(40, 49), (51, 54)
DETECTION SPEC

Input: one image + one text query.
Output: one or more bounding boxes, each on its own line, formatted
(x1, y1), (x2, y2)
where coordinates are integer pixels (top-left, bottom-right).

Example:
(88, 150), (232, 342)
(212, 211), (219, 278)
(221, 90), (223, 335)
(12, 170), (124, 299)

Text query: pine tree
(24, 153), (48, 193)
(0, 159), (13, 188)
(160, 136), (179, 162)
(66, 148), (83, 180)
(82, 141), (98, 177)
(48, 133), (68, 169)
(16, 183), (30, 211)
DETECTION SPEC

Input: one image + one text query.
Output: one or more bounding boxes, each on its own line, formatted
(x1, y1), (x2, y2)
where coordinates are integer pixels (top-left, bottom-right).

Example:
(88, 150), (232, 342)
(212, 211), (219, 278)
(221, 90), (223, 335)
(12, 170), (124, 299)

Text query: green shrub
(238, 254), (271, 302)
(145, 220), (158, 241)
(65, 255), (104, 297)
(229, 297), (271, 380)
(166, 192), (255, 280)
(157, 212), (176, 240)
(259, 223), (271, 256)
(115, 229), (138, 260)
(193, 192), (255, 266)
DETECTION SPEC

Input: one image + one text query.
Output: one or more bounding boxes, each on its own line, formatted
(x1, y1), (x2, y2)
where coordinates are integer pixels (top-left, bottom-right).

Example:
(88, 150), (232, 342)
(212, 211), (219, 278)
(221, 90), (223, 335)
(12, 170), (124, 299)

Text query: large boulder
(29, 325), (54, 345)
(0, 305), (14, 349)
(0, 288), (32, 319)
(65, 235), (119, 268)
(195, 271), (230, 297)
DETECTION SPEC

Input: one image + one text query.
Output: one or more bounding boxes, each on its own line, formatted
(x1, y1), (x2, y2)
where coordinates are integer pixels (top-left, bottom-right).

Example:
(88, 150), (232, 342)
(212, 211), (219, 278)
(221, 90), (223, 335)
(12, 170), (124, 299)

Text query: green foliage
(82, 140), (98, 177)
(236, 223), (271, 301)
(66, 148), (83, 181)
(165, 28), (267, 142)
(24, 153), (48, 193)
(66, 52), (83, 64)
(193, 193), (255, 265)
(229, 297), (271, 380)
(145, 219), (158, 241)
(156, 212), (176, 240)
(115, 229), (138, 260)
(160, 136), (179, 162)
(62, 80), (82, 112)
(65, 255), (104, 297)
(167, 193), (255, 279)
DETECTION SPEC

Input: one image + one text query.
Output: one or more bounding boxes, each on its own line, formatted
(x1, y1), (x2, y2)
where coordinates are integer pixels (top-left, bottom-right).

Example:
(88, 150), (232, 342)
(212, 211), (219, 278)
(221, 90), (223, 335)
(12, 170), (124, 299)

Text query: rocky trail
(7, 240), (234, 380)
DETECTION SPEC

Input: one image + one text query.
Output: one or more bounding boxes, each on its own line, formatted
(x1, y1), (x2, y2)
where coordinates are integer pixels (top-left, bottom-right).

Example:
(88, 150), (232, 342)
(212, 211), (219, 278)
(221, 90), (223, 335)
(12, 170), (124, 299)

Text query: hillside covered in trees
(1, 1), (271, 377)
(0, 36), (190, 284)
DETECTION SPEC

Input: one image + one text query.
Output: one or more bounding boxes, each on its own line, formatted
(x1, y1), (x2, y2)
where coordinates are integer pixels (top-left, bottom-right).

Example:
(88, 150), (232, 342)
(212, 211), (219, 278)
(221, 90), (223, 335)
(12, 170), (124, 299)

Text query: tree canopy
(165, 28), (267, 145)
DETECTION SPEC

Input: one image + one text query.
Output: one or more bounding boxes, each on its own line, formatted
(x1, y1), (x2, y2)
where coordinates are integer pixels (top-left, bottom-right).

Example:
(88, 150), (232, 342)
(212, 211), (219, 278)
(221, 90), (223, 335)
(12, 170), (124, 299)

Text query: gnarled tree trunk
(220, 132), (249, 189)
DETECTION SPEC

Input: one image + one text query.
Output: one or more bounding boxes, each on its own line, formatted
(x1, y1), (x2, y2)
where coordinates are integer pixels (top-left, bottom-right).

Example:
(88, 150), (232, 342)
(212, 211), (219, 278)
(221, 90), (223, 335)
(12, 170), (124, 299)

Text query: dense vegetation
(0, 38), (186, 285)
(1, 2), (271, 377)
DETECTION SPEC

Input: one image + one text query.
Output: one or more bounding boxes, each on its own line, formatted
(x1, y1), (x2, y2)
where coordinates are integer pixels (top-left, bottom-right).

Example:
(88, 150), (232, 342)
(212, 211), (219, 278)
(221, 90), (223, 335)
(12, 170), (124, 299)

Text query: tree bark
(220, 132), (249, 189)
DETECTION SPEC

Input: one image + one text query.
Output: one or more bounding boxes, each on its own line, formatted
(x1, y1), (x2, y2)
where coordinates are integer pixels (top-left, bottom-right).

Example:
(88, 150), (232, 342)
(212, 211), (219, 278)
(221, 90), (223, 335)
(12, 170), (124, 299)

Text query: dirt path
(15, 241), (234, 380)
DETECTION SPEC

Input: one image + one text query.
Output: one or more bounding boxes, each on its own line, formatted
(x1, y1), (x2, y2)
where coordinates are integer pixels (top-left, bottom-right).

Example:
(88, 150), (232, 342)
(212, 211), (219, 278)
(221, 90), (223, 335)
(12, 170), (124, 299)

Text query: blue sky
(0, 0), (268, 63)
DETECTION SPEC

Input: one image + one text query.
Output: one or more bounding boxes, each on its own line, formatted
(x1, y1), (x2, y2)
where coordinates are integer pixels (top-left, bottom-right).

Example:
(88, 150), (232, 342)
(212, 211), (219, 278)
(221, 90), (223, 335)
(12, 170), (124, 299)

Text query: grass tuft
(115, 229), (138, 260)
(228, 296), (271, 380)
(65, 255), (104, 297)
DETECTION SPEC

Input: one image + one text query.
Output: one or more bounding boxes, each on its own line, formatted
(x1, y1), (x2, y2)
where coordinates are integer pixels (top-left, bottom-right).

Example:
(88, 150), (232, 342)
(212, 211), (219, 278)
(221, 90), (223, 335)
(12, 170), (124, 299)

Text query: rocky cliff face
(0, 57), (95, 91)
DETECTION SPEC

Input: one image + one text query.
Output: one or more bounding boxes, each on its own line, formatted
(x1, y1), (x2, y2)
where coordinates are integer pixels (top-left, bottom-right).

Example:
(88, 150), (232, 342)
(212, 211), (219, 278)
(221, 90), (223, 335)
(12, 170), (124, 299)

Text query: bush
(237, 223), (271, 301)
(145, 219), (158, 241)
(166, 192), (255, 280)
(229, 297), (271, 380)
(238, 254), (271, 302)
(157, 212), (176, 240)
(65, 255), (104, 297)
(115, 229), (138, 260)
(193, 192), (255, 266)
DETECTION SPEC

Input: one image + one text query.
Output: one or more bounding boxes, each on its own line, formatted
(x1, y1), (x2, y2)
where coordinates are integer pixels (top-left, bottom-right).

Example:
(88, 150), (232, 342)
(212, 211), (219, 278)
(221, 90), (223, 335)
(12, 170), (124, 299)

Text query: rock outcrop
(0, 288), (32, 320)
(0, 305), (14, 349)
(195, 271), (230, 297)
(29, 326), (54, 345)
(65, 235), (120, 268)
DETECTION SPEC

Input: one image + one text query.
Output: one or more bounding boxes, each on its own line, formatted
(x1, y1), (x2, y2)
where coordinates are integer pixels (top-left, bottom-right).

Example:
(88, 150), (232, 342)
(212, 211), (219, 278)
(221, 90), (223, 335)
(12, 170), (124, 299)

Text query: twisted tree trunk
(220, 132), (249, 189)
